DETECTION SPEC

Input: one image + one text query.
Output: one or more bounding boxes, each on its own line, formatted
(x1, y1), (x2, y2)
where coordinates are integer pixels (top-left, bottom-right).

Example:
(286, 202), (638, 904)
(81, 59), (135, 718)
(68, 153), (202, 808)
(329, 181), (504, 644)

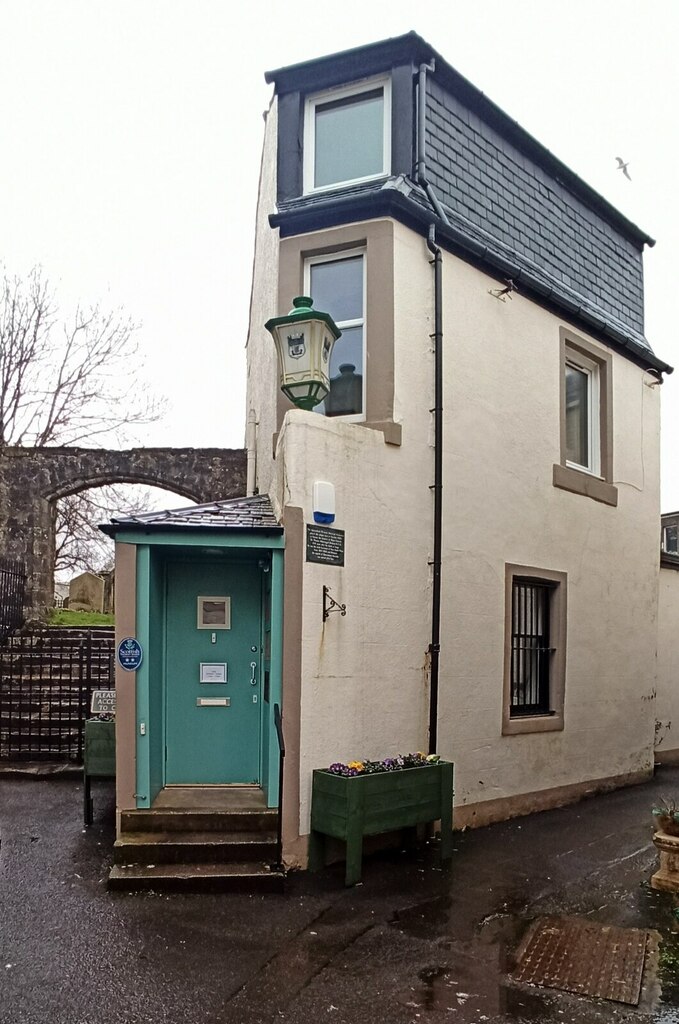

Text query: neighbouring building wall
(245, 97), (280, 498)
(657, 565), (679, 762)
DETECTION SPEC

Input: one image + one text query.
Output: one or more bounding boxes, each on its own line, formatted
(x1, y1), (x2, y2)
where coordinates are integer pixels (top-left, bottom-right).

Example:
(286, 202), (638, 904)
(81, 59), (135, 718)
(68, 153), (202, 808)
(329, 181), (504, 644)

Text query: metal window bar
(511, 580), (552, 715)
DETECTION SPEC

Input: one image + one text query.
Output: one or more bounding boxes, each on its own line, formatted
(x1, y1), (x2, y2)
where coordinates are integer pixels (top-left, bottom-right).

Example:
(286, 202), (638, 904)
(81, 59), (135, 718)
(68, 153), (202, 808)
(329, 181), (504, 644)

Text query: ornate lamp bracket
(322, 585), (346, 622)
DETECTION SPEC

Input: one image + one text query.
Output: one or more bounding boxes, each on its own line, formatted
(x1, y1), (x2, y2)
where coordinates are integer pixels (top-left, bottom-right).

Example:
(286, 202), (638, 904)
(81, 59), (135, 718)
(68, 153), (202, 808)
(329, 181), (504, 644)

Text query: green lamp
(265, 296), (341, 411)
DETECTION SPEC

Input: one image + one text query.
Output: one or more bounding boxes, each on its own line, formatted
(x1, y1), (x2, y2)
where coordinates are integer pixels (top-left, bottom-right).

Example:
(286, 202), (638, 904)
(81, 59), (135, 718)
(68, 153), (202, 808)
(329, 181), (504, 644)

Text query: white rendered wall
(276, 411), (432, 830)
(436, 245), (660, 815)
(244, 97), (280, 500)
(271, 219), (661, 835)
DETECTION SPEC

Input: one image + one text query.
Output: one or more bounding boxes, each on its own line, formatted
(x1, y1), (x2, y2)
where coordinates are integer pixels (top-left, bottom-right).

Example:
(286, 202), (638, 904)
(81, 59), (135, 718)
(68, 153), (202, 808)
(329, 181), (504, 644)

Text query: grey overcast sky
(2, 1), (679, 506)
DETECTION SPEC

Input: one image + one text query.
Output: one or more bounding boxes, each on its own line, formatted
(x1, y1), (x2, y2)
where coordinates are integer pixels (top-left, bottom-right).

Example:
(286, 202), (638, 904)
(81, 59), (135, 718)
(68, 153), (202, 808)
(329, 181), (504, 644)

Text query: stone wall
(0, 446), (246, 618)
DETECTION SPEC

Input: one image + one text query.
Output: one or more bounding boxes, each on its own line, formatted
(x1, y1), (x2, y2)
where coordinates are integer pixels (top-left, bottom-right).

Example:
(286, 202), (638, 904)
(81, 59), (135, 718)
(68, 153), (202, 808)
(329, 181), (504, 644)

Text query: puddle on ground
(392, 883), (679, 1020)
(398, 958), (552, 1019)
(394, 901), (539, 1020)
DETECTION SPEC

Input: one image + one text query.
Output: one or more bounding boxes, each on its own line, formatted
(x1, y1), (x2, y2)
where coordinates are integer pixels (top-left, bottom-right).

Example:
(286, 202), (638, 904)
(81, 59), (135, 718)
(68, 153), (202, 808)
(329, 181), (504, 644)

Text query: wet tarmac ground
(2, 770), (679, 1023)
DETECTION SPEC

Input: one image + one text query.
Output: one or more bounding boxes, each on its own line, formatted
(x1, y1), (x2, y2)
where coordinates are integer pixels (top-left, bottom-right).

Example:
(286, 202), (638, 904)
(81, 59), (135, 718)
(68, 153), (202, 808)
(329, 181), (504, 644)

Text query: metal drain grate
(511, 916), (651, 1006)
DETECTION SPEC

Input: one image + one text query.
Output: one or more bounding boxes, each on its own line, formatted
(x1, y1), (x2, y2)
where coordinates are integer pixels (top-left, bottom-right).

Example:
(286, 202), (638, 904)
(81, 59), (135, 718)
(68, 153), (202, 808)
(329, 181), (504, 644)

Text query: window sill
(364, 420), (401, 446)
(503, 711), (564, 736)
(552, 463), (618, 507)
(302, 173), (390, 199)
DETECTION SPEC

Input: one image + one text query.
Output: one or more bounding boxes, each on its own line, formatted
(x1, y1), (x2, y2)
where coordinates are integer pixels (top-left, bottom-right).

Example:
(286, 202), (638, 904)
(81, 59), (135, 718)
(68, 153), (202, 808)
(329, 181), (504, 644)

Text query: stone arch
(0, 446), (247, 617)
(45, 474), (205, 505)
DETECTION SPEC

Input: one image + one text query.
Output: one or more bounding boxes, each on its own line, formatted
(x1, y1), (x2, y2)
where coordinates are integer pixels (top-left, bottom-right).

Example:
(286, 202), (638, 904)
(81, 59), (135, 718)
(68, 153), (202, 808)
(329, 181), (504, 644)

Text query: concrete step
(120, 808), (278, 833)
(108, 861), (285, 893)
(113, 830), (277, 865)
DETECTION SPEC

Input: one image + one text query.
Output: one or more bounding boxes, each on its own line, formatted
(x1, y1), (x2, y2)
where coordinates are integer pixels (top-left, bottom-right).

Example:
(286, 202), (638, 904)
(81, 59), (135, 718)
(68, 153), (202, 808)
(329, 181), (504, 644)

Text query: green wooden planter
(83, 719), (116, 826)
(309, 760), (454, 886)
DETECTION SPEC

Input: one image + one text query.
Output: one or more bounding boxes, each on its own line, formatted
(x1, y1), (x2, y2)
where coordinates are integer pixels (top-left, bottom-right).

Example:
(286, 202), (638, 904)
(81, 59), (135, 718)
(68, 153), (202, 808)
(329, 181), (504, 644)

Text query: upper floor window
(565, 352), (600, 475)
(305, 250), (365, 418)
(303, 78), (391, 194)
(553, 328), (617, 507)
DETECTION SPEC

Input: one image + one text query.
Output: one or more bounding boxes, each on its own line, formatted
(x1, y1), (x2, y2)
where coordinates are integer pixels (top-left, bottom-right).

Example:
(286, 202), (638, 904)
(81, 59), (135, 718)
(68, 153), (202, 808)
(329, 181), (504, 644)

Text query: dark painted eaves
(270, 181), (672, 376)
(265, 32), (430, 95)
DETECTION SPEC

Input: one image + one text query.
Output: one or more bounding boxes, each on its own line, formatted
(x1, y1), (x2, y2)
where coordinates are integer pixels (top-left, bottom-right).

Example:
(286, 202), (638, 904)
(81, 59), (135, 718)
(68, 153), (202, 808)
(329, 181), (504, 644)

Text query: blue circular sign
(117, 637), (143, 672)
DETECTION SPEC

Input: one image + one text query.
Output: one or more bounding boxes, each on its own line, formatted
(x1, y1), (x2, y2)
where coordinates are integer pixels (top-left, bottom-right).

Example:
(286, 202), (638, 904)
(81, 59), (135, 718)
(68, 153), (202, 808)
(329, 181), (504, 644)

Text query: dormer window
(303, 78), (391, 194)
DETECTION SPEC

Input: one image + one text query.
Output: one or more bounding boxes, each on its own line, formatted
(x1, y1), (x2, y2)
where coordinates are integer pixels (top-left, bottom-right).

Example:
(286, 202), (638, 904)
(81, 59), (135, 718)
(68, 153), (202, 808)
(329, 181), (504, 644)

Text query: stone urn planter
(309, 758), (454, 886)
(651, 800), (679, 891)
(651, 831), (679, 892)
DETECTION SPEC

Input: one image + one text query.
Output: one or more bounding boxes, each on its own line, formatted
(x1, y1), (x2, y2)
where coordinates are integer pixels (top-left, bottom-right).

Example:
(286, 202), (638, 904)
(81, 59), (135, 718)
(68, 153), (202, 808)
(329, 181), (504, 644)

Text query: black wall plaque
(306, 525), (345, 566)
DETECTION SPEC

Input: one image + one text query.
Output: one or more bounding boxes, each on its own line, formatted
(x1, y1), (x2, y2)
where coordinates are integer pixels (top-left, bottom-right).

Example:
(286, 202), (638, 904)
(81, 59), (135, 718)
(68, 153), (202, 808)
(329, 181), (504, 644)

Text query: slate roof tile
(105, 494), (282, 533)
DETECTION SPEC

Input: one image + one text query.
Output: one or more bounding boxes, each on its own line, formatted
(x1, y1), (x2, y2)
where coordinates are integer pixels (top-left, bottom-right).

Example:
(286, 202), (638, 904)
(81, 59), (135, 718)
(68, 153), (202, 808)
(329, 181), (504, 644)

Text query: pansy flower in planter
(326, 752), (440, 776)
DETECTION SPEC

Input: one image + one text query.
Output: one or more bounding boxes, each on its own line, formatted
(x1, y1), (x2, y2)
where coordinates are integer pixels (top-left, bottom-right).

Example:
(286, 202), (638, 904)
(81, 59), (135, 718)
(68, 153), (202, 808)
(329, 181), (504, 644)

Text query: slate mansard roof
(266, 33), (671, 375)
(99, 495), (282, 536)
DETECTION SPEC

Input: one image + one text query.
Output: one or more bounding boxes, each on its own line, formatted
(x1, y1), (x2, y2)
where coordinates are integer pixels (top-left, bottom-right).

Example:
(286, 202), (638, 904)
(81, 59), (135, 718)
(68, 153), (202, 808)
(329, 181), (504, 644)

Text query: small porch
(100, 495), (286, 891)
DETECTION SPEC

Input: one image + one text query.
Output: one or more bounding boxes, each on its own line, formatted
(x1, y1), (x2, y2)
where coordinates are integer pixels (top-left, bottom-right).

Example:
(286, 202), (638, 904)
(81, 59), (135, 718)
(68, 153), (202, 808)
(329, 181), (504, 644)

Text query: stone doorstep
(113, 829), (277, 865)
(112, 796), (284, 893)
(108, 860), (285, 893)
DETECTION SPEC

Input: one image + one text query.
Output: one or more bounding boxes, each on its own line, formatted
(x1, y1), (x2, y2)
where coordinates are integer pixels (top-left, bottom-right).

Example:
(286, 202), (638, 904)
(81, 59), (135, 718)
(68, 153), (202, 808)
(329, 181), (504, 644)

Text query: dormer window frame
(303, 75), (392, 196)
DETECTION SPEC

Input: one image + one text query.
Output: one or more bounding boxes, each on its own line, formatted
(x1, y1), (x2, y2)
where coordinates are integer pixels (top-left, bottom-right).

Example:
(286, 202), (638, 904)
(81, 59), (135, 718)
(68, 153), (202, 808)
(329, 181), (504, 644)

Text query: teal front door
(165, 560), (262, 784)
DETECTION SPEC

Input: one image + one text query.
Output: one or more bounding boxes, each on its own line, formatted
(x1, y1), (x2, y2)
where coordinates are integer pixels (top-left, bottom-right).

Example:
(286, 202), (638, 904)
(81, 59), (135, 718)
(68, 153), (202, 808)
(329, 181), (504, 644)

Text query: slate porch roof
(99, 494), (282, 536)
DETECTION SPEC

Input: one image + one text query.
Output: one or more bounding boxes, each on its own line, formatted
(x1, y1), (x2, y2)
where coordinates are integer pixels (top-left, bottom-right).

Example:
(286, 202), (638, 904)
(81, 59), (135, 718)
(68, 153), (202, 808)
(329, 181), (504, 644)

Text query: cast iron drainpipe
(417, 59), (445, 754)
(426, 224), (443, 755)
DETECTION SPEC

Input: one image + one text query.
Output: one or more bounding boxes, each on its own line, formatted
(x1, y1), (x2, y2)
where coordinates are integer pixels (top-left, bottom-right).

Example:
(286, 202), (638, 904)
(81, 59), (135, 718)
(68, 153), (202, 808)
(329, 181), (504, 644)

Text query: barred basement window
(503, 564), (566, 735)
(510, 579), (554, 716)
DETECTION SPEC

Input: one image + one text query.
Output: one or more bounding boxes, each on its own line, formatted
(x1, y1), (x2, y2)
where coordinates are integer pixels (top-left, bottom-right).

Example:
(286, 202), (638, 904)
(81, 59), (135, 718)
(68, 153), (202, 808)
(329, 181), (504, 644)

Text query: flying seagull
(616, 157), (631, 181)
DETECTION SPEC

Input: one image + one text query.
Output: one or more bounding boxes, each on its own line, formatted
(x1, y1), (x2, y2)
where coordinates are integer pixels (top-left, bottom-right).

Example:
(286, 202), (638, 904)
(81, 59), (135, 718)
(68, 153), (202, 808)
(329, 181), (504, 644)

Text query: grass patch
(49, 609), (115, 626)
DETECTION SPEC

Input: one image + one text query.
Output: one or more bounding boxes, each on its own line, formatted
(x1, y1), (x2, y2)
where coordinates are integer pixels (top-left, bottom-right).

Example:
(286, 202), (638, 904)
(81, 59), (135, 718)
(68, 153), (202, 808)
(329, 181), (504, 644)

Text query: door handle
(250, 662), (257, 686)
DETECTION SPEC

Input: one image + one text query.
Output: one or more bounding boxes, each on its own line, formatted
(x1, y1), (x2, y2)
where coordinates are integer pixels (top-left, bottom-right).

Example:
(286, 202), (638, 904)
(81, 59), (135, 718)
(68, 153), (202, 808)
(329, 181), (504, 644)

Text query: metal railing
(0, 627), (115, 762)
(0, 557), (26, 642)
(273, 702), (285, 873)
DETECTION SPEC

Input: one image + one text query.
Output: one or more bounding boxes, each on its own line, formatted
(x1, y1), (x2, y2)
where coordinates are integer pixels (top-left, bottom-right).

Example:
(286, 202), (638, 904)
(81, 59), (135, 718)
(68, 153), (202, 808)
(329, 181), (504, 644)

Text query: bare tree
(1, 265), (166, 592)
(0, 265), (160, 447)
(54, 485), (153, 578)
